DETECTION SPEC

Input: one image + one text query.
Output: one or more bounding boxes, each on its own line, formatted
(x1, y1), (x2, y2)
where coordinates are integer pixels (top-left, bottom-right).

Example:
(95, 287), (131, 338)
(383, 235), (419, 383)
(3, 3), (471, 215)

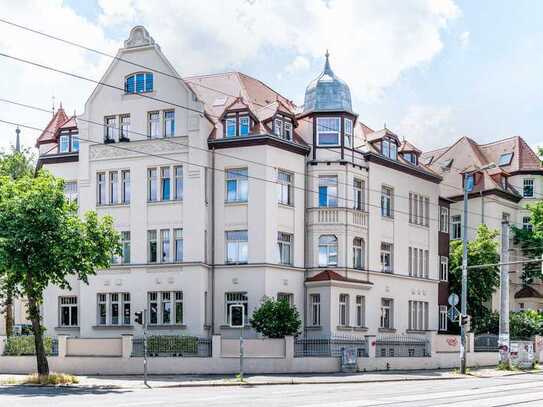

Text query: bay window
(318, 235), (337, 267)
(319, 176), (338, 207)
(317, 117), (340, 145)
(344, 118), (353, 148)
(226, 168), (248, 202)
(339, 294), (349, 327)
(226, 230), (248, 264)
(353, 237), (364, 269)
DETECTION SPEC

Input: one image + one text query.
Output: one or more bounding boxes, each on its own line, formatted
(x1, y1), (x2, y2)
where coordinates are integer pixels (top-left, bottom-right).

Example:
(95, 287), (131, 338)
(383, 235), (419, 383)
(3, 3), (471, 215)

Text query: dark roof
(305, 270), (370, 284)
(514, 286), (543, 299)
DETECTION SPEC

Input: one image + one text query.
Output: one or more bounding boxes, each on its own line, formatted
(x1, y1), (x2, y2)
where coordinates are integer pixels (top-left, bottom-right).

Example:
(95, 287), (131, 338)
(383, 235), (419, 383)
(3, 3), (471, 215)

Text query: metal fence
(376, 334), (430, 357)
(2, 336), (58, 356)
(294, 335), (368, 358)
(131, 335), (211, 357)
(474, 334), (499, 352)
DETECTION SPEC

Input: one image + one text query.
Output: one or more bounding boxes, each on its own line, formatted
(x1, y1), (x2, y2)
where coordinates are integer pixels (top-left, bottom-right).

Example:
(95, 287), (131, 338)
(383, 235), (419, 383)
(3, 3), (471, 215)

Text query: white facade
(32, 26), (443, 341)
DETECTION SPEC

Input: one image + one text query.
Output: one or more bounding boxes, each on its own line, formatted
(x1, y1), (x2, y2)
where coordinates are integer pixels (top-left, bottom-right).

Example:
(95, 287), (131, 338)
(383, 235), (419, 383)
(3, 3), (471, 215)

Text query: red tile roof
(36, 107), (69, 146)
(306, 270), (370, 284)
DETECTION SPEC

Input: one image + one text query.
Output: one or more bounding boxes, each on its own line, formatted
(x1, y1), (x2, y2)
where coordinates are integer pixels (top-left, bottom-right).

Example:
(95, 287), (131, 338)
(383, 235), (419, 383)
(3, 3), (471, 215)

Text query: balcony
(308, 207), (368, 228)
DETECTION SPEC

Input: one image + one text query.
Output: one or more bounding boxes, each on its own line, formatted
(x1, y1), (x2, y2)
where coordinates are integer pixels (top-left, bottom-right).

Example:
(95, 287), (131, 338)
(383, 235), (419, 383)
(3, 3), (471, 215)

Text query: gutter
(210, 147), (216, 335)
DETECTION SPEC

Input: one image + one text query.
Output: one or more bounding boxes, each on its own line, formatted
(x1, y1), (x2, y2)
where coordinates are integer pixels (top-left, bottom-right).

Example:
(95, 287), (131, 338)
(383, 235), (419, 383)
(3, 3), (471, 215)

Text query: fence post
(212, 335), (221, 359)
(534, 336), (543, 363)
(365, 335), (376, 358)
(467, 332), (474, 353)
(284, 336), (294, 361)
(428, 332), (438, 357)
(0, 336), (6, 356)
(57, 335), (68, 358)
(121, 334), (133, 359)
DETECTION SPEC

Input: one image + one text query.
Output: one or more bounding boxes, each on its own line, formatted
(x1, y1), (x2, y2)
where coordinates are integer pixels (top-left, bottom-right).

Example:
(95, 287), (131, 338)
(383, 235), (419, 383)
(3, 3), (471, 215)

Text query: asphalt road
(1, 373), (543, 407)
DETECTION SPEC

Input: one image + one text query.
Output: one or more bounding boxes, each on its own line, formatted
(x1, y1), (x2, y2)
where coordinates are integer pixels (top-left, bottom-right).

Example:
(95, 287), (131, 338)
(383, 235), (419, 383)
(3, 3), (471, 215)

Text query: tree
(250, 297), (301, 338)
(449, 224), (500, 322)
(512, 202), (543, 284)
(0, 171), (120, 375)
(0, 148), (34, 337)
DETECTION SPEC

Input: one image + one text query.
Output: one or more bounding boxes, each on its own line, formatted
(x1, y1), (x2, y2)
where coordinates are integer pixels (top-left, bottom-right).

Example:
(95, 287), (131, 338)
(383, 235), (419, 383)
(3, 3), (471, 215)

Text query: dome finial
(324, 49), (332, 74)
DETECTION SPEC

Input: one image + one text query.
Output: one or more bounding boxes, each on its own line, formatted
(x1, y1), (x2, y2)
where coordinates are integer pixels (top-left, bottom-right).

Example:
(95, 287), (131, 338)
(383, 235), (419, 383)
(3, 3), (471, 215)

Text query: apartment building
(32, 26), (446, 340)
(423, 136), (543, 312)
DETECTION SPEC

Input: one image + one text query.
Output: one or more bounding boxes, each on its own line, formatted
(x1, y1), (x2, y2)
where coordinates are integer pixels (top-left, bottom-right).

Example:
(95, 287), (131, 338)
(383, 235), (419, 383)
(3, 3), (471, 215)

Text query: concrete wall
(66, 337), (122, 357)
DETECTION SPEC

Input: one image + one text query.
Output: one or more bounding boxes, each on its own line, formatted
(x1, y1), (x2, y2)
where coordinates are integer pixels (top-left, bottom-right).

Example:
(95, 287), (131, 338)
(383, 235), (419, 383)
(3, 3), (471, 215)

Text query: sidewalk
(1, 368), (540, 389)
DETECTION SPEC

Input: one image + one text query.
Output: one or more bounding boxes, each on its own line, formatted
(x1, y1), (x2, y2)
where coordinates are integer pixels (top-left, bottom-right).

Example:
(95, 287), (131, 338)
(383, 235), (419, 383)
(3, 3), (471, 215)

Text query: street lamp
(458, 162), (495, 374)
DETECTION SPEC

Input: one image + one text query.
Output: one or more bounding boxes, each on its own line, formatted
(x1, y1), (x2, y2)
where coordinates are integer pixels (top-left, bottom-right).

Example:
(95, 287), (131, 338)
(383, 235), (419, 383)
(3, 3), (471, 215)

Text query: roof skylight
(498, 152), (513, 166)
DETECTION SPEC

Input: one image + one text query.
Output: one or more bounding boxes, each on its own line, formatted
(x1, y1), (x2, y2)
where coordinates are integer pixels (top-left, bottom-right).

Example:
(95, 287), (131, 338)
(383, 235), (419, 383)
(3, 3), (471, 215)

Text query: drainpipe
(211, 147), (216, 335)
(480, 191), (485, 224)
(344, 163), (349, 279)
(303, 158), (309, 336)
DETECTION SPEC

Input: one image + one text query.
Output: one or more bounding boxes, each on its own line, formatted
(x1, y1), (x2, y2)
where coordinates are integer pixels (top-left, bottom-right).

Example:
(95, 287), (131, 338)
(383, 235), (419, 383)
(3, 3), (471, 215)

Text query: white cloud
(0, 0), (460, 150)
(459, 31), (470, 48)
(396, 105), (456, 150)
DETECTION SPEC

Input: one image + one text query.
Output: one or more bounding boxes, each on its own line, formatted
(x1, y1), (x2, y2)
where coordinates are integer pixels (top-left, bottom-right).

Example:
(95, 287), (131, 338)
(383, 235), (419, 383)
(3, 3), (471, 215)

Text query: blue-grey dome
(303, 51), (353, 114)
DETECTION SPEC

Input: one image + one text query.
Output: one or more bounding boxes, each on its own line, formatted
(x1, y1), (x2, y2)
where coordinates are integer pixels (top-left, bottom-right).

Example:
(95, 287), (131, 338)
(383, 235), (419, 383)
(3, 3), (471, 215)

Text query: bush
(146, 335), (198, 355)
(25, 373), (79, 385)
(250, 297), (301, 338)
(3, 336), (55, 356)
(510, 310), (543, 338)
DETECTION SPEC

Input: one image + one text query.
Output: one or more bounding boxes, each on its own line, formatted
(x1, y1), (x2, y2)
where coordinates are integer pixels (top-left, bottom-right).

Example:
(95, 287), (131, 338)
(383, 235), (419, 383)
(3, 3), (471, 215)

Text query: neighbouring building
(423, 136), (543, 312)
(29, 26), (448, 340)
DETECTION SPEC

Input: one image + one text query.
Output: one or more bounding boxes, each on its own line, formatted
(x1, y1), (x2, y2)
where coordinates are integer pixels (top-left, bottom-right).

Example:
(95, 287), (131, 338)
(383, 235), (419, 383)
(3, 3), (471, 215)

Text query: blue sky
(1, 0), (542, 152)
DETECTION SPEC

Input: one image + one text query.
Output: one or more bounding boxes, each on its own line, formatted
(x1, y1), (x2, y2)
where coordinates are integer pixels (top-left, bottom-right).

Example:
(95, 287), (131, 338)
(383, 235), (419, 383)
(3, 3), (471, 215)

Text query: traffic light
(460, 314), (471, 331)
(134, 311), (143, 325)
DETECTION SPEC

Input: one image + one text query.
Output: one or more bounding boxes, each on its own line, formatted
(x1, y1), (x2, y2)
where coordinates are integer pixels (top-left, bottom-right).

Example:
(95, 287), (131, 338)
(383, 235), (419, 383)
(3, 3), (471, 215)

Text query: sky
(0, 0), (542, 154)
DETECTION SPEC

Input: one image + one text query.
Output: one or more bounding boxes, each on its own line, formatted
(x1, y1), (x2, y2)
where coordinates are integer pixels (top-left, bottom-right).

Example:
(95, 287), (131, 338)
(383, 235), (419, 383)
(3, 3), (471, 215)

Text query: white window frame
(120, 114), (130, 140)
(121, 231), (131, 264)
(380, 242), (393, 273)
(109, 171), (118, 204)
(64, 181), (78, 204)
(408, 300), (429, 331)
(451, 215), (462, 240)
(160, 229), (170, 263)
(225, 168), (248, 203)
(147, 291), (183, 325)
(225, 117), (237, 138)
(353, 237), (364, 270)
(523, 178), (534, 197)
(344, 118), (353, 148)
(440, 256), (448, 281)
(310, 294), (321, 326)
(105, 116), (117, 141)
(381, 186), (393, 217)
(96, 292), (130, 326)
(353, 178), (364, 210)
(121, 170), (130, 204)
(174, 166), (183, 200)
(316, 117), (340, 146)
(319, 176), (338, 207)
(97, 172), (106, 205)
(278, 170), (293, 206)
(148, 111), (161, 139)
(225, 292), (248, 325)
(522, 216), (533, 232)
(339, 294), (349, 327)
(164, 110), (175, 137)
(148, 230), (158, 263)
(59, 296), (78, 327)
(174, 228), (183, 262)
(380, 298), (393, 329)
(439, 305), (448, 331)
(319, 235), (338, 267)
(277, 232), (293, 265)
(148, 168), (158, 202)
(356, 295), (365, 327)
(440, 207), (449, 233)
(225, 230), (248, 264)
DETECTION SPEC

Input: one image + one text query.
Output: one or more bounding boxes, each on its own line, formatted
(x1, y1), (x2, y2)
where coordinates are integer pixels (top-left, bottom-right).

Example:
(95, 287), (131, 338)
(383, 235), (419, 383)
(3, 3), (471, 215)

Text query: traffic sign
(448, 306), (460, 322)
(448, 293), (459, 306)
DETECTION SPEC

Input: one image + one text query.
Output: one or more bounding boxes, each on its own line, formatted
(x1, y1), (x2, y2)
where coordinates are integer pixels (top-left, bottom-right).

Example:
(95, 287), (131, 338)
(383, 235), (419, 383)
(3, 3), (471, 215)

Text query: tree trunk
(5, 294), (13, 337)
(27, 296), (49, 376)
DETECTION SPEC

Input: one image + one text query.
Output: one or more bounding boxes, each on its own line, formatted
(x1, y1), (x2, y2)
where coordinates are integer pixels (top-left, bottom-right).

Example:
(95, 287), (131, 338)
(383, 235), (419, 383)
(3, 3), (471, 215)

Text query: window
(226, 118), (237, 137)
(109, 171), (118, 204)
(226, 168), (248, 202)
(125, 72), (153, 93)
(319, 176), (338, 207)
(174, 166), (183, 200)
(59, 296), (78, 327)
(226, 230), (248, 264)
(353, 237), (364, 270)
(148, 112), (160, 139)
(164, 111), (175, 137)
(59, 134), (70, 153)
(277, 232), (292, 265)
(317, 117), (340, 145)
(381, 186), (393, 217)
(339, 294), (349, 327)
(148, 291), (183, 325)
(380, 242), (393, 273)
(404, 152), (417, 165)
(105, 116), (117, 141)
(408, 247), (427, 278)
(409, 193), (429, 226)
(356, 296), (365, 327)
(148, 168), (157, 201)
(353, 179), (364, 210)
(277, 292), (293, 306)
(439, 207), (449, 233)
(121, 231), (131, 264)
(120, 115), (130, 140)
(161, 167), (171, 200)
(382, 138), (397, 160)
(408, 300), (429, 331)
(96, 293), (130, 326)
(239, 116), (250, 136)
(121, 170), (130, 204)
(160, 229), (170, 262)
(284, 121), (292, 141)
(439, 305), (448, 331)
(148, 230), (157, 263)
(64, 181), (78, 204)
(440, 256), (448, 281)
(97, 172), (106, 205)
(523, 216), (533, 232)
(499, 152), (513, 166)
(318, 235), (338, 267)
(274, 118), (283, 137)
(174, 228), (183, 262)
(225, 292), (248, 325)
(523, 179), (534, 197)
(380, 298), (393, 329)
(310, 294), (321, 326)
(278, 170), (293, 206)
(344, 118), (353, 148)
(451, 215), (462, 240)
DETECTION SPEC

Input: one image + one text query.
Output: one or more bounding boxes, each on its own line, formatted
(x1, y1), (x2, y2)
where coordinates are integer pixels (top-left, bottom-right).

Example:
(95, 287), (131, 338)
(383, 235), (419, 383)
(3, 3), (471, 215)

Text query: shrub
(250, 297), (301, 338)
(3, 336), (55, 356)
(146, 335), (198, 355)
(25, 373), (79, 385)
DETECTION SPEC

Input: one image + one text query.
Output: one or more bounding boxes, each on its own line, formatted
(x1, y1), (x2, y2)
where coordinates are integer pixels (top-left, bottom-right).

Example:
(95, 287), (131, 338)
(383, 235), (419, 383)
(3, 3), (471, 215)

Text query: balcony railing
(308, 207), (368, 227)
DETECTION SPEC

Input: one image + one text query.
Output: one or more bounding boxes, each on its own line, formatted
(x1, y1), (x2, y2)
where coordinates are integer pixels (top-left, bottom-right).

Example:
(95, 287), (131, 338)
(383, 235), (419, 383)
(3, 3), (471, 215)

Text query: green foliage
(510, 310), (543, 338)
(512, 202), (543, 284)
(449, 224), (500, 321)
(146, 335), (199, 355)
(0, 148), (35, 179)
(3, 336), (55, 356)
(250, 297), (301, 338)
(473, 310), (499, 334)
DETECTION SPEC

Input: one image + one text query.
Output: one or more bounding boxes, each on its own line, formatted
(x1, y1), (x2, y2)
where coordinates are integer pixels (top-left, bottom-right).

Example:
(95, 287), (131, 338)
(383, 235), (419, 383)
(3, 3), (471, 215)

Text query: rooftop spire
(324, 49), (332, 75)
(15, 126), (20, 152)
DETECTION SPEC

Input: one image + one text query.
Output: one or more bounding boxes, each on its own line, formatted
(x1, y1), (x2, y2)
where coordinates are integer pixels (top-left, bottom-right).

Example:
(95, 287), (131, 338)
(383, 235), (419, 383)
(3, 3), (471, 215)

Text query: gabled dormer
(365, 128), (400, 160)
(399, 140), (422, 165)
(219, 97), (258, 138)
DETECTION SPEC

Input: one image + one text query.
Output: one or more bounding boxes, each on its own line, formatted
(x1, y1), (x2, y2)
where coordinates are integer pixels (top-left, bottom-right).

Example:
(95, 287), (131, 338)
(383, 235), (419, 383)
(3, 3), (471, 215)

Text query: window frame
(148, 230), (158, 263)
(440, 256), (449, 281)
(119, 114), (130, 140)
(318, 235), (338, 267)
(380, 242), (393, 273)
(278, 170), (293, 206)
(174, 228), (183, 262)
(225, 230), (248, 264)
(225, 292), (248, 325)
(356, 295), (365, 327)
(439, 305), (448, 331)
(451, 215), (462, 240)
(523, 178), (534, 198)
(318, 176), (338, 207)
(225, 168), (248, 203)
(164, 110), (175, 138)
(439, 207), (449, 233)
(339, 294), (349, 327)
(59, 296), (78, 327)
(310, 293), (321, 326)
(316, 117), (341, 146)
(381, 186), (393, 218)
(353, 237), (364, 270)
(344, 118), (353, 148)
(125, 72), (154, 94)
(353, 178), (364, 210)
(277, 232), (293, 265)
(380, 298), (393, 329)
(148, 111), (161, 139)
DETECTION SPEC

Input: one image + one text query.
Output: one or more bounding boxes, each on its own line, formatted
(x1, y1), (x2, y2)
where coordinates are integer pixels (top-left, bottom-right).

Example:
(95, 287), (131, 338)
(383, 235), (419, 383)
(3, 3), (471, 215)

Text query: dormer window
(125, 72), (153, 94)
(317, 117), (340, 146)
(382, 138), (397, 160)
(58, 131), (79, 153)
(225, 115), (251, 138)
(273, 116), (293, 141)
(344, 118), (353, 148)
(499, 152), (513, 166)
(403, 153), (418, 165)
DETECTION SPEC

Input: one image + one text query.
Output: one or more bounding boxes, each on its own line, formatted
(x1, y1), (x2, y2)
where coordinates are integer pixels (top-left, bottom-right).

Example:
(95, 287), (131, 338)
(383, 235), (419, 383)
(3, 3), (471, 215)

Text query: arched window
(353, 238), (365, 270)
(318, 235), (337, 267)
(125, 72), (154, 93)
